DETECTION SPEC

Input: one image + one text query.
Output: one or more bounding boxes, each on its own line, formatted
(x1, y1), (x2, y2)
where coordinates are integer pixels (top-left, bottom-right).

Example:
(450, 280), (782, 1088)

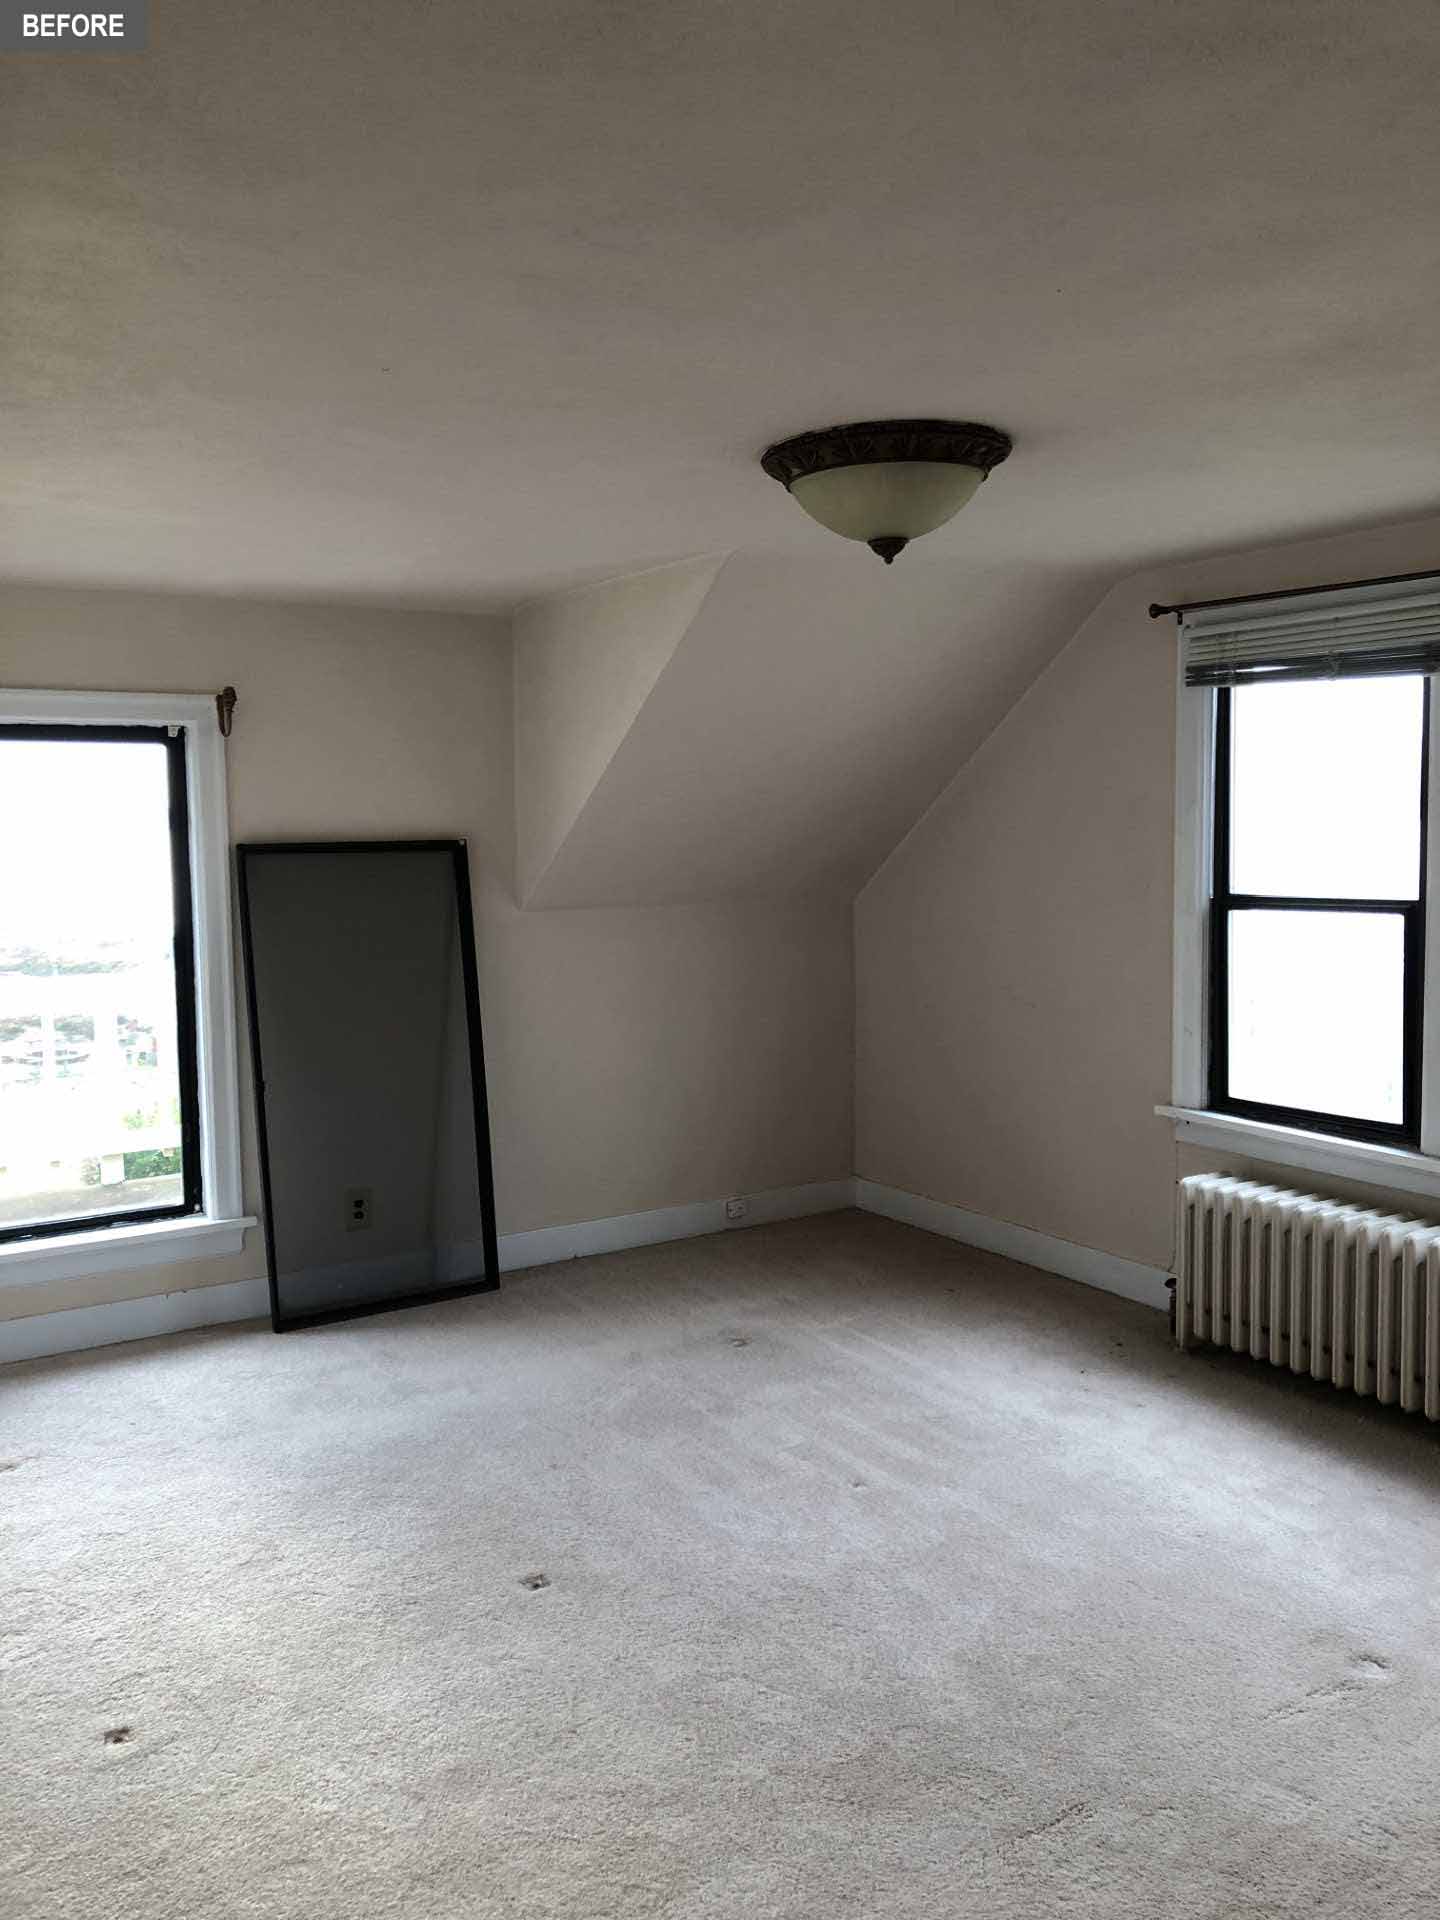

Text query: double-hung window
(0, 690), (248, 1283)
(1210, 674), (1425, 1142)
(1170, 575), (1440, 1187)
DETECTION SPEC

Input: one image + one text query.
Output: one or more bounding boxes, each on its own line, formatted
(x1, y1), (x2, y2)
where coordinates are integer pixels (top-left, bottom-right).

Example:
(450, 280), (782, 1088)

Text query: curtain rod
(1149, 564), (1440, 622)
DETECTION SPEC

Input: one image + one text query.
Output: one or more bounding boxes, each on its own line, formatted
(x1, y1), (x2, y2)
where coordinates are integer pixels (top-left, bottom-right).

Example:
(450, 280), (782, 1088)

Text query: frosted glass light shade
(760, 420), (1011, 563)
(788, 461), (985, 543)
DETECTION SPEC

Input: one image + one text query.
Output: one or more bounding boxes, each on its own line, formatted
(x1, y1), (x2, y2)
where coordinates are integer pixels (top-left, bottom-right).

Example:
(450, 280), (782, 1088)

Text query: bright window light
(1214, 673), (1425, 1138)
(1228, 909), (1405, 1123)
(0, 734), (195, 1236)
(1230, 676), (1423, 899)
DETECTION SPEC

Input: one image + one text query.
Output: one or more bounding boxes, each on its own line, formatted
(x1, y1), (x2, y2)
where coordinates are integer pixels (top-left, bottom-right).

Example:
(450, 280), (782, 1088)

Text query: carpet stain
(1000, 1800), (1092, 1852)
(519, 1572), (551, 1591)
(0, 1460), (21, 1473)
(726, 1336), (751, 1348)
(102, 1727), (134, 1746)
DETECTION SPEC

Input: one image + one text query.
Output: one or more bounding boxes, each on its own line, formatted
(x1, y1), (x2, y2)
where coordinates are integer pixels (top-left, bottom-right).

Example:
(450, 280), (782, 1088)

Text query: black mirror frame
(236, 838), (500, 1332)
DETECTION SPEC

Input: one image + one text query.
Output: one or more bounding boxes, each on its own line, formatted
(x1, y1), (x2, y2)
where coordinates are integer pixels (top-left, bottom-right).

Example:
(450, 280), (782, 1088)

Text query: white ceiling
(5, 0), (1440, 609)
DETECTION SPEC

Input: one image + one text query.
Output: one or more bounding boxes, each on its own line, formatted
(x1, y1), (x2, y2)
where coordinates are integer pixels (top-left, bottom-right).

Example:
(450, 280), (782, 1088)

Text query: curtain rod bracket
(216, 687), (237, 738)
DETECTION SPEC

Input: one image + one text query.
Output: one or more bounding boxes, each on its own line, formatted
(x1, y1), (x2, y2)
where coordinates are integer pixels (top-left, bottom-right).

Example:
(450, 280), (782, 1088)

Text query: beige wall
(524, 554), (1105, 911)
(513, 558), (721, 901)
(856, 512), (1440, 1275)
(0, 585), (853, 1322)
(16, 505), (1431, 1331)
(855, 577), (1177, 1267)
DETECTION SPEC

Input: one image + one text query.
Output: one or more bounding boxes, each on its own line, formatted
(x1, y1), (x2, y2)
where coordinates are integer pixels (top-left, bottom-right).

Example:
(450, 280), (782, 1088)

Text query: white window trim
(0, 688), (254, 1288)
(1166, 654), (1440, 1201)
(1157, 1103), (1440, 1204)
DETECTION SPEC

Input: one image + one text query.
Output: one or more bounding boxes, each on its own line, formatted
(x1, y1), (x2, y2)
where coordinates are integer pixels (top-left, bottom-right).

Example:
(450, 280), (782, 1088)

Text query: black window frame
(0, 722), (204, 1243)
(1208, 681), (1428, 1147)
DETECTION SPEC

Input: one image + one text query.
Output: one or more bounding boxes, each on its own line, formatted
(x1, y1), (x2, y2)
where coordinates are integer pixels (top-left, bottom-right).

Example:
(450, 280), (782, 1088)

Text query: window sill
(0, 1214), (257, 1290)
(1157, 1105), (1440, 1204)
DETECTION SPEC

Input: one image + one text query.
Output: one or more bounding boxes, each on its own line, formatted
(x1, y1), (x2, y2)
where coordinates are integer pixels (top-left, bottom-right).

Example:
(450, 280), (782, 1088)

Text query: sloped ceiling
(513, 557), (724, 900)
(518, 551), (1107, 905)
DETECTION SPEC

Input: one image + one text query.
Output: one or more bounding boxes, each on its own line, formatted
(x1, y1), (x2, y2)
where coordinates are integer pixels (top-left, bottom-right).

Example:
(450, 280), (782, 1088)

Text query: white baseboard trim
(1, 1179), (854, 1366)
(497, 1179), (854, 1273)
(5, 1178), (1167, 1363)
(0, 1274), (272, 1368)
(854, 1179), (1172, 1312)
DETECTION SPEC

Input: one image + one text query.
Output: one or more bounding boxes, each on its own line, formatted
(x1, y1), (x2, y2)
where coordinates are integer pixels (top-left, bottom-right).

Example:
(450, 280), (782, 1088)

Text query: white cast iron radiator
(1175, 1174), (1440, 1418)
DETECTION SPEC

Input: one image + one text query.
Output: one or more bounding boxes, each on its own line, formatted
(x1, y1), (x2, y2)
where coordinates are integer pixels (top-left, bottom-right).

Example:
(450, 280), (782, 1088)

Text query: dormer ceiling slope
(514, 552), (1107, 906)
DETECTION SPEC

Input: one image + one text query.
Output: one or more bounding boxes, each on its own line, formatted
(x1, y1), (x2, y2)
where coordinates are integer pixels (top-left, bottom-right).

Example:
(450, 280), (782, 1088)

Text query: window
(0, 725), (202, 1239)
(1167, 573), (1440, 1194)
(1209, 675), (1426, 1143)
(0, 691), (249, 1283)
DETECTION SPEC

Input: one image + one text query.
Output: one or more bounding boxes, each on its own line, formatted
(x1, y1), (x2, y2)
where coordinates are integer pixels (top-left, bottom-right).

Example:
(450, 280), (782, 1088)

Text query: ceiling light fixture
(760, 418), (1012, 564)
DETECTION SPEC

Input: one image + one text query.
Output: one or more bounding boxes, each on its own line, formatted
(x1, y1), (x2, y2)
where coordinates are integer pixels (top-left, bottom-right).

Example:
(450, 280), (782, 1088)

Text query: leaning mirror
(237, 840), (499, 1330)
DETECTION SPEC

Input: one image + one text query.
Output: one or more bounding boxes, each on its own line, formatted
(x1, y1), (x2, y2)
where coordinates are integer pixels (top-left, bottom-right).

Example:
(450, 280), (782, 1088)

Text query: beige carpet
(3, 1210), (1439, 1918)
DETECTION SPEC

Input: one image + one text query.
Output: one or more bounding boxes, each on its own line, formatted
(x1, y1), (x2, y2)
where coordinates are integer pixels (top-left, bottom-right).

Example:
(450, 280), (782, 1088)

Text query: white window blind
(1183, 578), (1440, 687)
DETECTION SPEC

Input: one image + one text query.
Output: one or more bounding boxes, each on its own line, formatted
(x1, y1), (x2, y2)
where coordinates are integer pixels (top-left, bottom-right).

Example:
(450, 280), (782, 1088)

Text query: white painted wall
(0, 585), (854, 1325)
(856, 511), (1440, 1275)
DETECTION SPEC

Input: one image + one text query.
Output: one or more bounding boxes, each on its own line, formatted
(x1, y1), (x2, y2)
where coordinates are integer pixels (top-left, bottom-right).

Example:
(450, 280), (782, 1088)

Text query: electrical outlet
(724, 1196), (748, 1223)
(345, 1186), (372, 1232)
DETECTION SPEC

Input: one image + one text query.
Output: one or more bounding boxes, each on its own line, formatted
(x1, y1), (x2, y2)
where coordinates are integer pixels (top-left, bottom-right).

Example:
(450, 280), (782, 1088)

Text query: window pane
(1228, 909), (1405, 1124)
(1229, 676), (1424, 899)
(0, 738), (188, 1233)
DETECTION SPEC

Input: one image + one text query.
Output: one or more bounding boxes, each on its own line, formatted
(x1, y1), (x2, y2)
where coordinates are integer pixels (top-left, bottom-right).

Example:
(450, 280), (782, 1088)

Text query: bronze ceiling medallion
(759, 418), (1013, 490)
